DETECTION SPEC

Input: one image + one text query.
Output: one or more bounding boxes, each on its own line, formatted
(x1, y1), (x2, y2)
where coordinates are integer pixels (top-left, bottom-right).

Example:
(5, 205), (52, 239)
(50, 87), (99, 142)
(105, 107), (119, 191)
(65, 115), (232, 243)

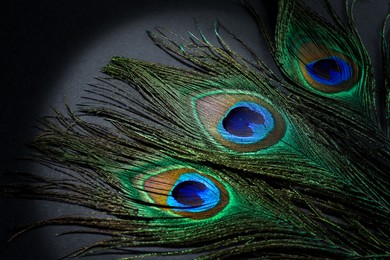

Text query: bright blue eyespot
(217, 101), (275, 144)
(172, 181), (206, 206)
(222, 107), (265, 137)
(167, 173), (220, 213)
(305, 56), (352, 86)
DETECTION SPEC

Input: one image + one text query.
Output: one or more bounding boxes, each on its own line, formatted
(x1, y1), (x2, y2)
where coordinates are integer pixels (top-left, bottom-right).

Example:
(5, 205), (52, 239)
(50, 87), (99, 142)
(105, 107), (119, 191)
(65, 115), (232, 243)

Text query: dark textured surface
(0, 0), (388, 259)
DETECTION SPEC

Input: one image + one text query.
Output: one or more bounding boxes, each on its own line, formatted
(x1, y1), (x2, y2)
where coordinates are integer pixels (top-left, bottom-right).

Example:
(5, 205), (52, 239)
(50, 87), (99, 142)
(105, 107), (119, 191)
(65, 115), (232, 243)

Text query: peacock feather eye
(218, 101), (274, 143)
(143, 168), (228, 219)
(296, 43), (361, 93)
(193, 92), (286, 153)
(305, 56), (352, 85)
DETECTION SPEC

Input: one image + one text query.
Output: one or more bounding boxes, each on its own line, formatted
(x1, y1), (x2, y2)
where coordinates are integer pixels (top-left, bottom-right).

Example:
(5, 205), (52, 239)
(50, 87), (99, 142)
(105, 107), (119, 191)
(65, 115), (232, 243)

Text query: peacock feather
(1, 0), (389, 258)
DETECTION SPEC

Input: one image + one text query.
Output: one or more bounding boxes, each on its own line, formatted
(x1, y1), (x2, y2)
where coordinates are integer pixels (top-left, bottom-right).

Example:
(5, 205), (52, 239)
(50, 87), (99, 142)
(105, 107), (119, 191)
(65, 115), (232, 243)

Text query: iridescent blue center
(167, 173), (220, 212)
(306, 56), (352, 86)
(217, 101), (275, 144)
(223, 107), (264, 137)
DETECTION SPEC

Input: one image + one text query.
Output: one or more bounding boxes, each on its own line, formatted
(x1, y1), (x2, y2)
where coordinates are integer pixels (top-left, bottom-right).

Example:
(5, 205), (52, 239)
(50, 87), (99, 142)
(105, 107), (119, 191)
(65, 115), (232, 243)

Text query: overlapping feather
(1, 0), (389, 258)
